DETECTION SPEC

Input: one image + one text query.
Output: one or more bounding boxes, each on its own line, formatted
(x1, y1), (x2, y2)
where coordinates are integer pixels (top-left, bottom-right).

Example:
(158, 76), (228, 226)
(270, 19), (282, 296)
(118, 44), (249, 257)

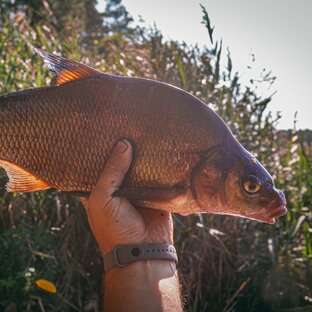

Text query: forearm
(104, 260), (183, 312)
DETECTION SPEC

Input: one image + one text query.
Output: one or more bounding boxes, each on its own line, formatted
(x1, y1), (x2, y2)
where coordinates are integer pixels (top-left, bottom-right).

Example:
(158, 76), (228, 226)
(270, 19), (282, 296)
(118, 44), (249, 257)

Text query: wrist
(104, 260), (182, 311)
(105, 259), (177, 279)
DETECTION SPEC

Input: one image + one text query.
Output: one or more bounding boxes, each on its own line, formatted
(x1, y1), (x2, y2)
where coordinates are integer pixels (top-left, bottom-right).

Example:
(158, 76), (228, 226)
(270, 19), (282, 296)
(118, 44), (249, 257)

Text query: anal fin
(0, 160), (50, 192)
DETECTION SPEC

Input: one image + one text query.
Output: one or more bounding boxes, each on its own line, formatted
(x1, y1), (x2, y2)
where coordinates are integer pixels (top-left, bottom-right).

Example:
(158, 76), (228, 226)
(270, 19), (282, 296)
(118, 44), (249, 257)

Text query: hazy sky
(98, 0), (312, 130)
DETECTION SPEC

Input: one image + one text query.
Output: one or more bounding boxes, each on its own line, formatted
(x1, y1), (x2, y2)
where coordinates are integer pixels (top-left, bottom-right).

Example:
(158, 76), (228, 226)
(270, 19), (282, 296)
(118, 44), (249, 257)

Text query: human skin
(81, 140), (183, 312)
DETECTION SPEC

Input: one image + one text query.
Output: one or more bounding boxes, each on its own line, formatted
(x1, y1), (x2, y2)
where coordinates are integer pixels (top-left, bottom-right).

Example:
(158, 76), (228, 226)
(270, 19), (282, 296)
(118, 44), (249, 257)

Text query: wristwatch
(103, 243), (178, 272)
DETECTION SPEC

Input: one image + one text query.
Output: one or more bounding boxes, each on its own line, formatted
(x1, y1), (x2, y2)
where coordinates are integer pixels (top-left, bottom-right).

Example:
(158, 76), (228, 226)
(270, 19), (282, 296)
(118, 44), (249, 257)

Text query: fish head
(192, 145), (287, 224)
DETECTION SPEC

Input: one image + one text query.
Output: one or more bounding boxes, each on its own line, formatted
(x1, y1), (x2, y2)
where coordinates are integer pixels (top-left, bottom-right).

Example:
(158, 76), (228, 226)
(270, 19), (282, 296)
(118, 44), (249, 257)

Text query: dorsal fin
(34, 48), (100, 86)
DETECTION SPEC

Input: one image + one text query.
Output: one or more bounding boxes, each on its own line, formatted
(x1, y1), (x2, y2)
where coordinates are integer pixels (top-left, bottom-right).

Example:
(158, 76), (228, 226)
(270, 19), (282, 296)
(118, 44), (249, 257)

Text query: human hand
(81, 140), (182, 311)
(81, 140), (174, 256)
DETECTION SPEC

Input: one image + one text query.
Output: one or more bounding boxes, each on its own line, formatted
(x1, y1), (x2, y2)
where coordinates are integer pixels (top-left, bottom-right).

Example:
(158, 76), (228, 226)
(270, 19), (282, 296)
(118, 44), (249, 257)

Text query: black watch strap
(103, 243), (178, 273)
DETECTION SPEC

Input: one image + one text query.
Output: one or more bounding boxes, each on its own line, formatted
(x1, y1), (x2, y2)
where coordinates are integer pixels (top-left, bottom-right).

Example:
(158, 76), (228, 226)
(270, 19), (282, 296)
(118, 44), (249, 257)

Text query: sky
(97, 0), (312, 130)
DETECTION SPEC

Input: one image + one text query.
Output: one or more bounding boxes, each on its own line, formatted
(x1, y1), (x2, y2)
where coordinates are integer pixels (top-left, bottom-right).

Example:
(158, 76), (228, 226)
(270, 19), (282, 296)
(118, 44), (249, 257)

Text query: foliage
(103, 0), (134, 33)
(0, 1), (311, 311)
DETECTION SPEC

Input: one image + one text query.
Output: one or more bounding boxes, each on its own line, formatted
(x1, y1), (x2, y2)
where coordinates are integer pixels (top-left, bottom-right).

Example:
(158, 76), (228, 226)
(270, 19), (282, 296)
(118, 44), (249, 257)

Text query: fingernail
(116, 140), (128, 153)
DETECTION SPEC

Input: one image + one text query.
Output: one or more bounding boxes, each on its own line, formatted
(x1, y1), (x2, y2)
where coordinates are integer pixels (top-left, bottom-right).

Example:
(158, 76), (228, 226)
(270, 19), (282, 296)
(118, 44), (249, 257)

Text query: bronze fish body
(0, 49), (287, 223)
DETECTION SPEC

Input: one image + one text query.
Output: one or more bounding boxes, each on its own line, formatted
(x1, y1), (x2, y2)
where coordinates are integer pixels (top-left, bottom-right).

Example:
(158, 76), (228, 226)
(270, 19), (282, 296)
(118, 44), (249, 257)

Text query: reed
(0, 3), (311, 311)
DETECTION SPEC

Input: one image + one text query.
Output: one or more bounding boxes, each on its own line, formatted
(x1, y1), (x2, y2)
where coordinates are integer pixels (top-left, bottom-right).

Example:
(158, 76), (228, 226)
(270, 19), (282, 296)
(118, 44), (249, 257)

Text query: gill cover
(190, 146), (230, 209)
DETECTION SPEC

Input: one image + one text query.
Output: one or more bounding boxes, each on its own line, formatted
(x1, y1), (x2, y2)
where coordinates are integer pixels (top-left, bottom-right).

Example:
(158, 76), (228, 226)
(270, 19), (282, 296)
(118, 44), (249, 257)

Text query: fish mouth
(250, 204), (287, 224)
(253, 189), (287, 224)
(265, 204), (288, 224)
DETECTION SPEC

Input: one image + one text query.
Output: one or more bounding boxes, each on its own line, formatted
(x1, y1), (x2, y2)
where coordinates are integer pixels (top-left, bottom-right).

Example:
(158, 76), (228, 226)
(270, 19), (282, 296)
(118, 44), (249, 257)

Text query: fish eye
(242, 175), (261, 194)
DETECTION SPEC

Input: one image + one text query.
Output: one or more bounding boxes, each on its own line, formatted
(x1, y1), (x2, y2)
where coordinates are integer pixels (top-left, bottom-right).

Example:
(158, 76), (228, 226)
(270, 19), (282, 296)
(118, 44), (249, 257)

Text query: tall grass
(0, 4), (311, 311)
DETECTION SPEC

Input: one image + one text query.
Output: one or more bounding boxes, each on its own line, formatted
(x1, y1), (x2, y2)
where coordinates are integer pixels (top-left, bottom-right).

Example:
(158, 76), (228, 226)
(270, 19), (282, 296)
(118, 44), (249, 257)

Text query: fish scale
(3, 77), (196, 190)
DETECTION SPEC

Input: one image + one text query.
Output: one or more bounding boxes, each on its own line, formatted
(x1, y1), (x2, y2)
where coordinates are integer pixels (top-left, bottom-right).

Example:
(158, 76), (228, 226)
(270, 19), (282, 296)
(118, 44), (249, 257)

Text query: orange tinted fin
(0, 160), (50, 192)
(113, 183), (188, 202)
(34, 48), (100, 86)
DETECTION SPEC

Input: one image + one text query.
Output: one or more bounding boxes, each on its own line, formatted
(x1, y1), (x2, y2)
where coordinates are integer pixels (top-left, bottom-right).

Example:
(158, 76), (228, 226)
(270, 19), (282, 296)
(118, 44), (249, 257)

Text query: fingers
(80, 196), (89, 210)
(81, 140), (133, 211)
(94, 140), (133, 195)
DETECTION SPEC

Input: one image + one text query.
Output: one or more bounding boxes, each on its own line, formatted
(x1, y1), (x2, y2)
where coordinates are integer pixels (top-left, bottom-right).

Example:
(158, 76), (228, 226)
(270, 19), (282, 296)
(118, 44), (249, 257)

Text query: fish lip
(267, 204), (287, 220)
(262, 189), (287, 223)
(247, 204), (287, 224)
(261, 205), (288, 224)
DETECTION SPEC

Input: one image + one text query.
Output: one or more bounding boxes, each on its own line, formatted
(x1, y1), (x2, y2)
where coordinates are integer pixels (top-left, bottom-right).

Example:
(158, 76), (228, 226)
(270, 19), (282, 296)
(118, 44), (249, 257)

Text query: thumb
(88, 140), (133, 208)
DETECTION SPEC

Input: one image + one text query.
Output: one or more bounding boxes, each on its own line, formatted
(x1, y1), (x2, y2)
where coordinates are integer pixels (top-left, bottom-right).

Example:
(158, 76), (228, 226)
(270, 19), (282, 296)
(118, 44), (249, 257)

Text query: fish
(0, 48), (287, 223)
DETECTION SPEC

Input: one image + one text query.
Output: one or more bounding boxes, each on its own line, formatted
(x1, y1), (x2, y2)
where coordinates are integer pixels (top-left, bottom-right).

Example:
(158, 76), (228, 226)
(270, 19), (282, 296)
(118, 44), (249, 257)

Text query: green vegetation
(0, 1), (311, 311)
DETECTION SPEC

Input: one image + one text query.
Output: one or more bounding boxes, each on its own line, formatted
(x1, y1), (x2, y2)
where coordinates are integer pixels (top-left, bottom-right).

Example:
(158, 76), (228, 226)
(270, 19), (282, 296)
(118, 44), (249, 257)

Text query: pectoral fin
(62, 191), (90, 197)
(113, 183), (188, 202)
(0, 160), (50, 192)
